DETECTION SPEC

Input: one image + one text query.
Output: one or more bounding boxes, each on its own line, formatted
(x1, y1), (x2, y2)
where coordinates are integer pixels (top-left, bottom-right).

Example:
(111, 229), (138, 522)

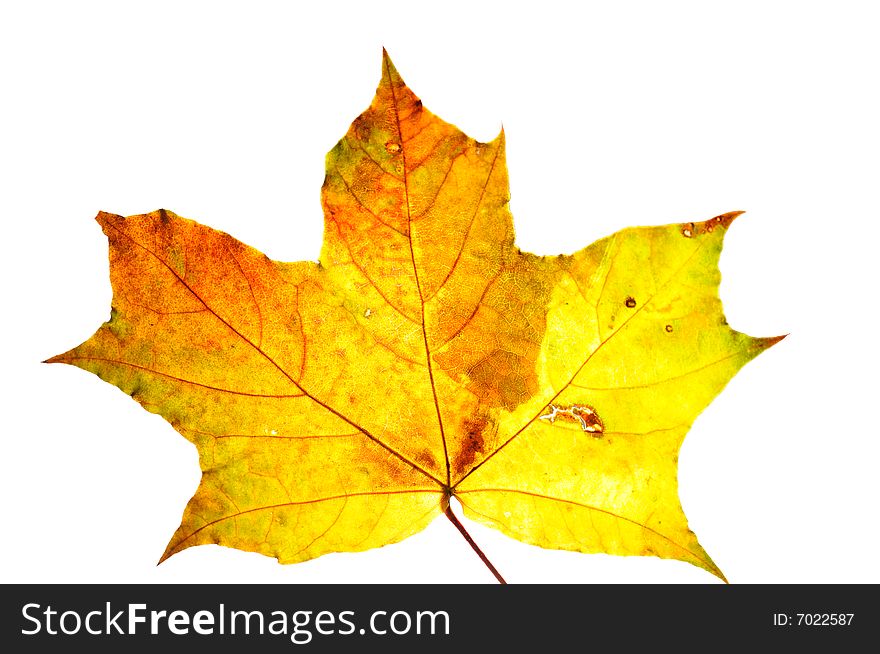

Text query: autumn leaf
(47, 50), (782, 582)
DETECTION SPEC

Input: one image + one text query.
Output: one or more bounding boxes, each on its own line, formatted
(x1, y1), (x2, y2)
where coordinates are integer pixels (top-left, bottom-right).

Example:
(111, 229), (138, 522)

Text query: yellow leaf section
(48, 210), (444, 563)
(322, 52), (566, 479)
(454, 214), (783, 579)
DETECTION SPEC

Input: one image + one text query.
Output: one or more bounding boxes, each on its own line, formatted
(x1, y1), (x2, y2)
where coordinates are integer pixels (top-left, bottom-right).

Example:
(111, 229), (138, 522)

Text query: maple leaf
(47, 51), (783, 582)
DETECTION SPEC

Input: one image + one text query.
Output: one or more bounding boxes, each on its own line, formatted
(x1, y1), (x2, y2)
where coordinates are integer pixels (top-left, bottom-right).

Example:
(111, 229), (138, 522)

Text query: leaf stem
(444, 504), (507, 584)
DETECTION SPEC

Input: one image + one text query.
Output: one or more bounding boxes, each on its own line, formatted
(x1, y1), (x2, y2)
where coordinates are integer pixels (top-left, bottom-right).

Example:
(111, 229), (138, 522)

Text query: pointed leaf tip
(158, 545), (173, 565)
(380, 48), (404, 88)
(712, 210), (745, 230)
(744, 333), (787, 356)
(762, 334), (788, 348)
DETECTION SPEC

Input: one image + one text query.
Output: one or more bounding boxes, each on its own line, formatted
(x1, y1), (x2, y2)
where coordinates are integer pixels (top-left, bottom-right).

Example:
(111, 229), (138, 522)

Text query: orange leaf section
(48, 52), (782, 579)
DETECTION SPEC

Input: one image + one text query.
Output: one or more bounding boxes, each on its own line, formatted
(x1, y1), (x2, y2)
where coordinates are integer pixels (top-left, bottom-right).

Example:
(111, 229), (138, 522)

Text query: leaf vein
(456, 488), (714, 568)
(100, 217), (444, 486)
(165, 489), (442, 557)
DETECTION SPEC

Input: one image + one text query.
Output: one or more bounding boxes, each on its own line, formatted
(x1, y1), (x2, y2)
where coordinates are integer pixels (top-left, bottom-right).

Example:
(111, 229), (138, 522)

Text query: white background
(2, 0), (878, 584)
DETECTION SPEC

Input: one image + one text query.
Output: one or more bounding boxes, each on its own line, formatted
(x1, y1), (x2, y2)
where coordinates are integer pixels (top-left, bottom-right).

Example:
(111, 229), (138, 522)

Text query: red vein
(99, 217), (444, 487)
(223, 241), (264, 349)
(361, 327), (425, 368)
(214, 433), (362, 441)
(456, 488), (719, 574)
(593, 236), (618, 319)
(333, 222), (421, 326)
(349, 137), (404, 182)
(291, 495), (349, 558)
(437, 268), (504, 347)
(261, 508), (275, 543)
(400, 119), (431, 144)
(601, 426), (686, 437)
(571, 349), (757, 392)
(405, 132), (451, 173)
(333, 163), (408, 237)
(125, 299), (207, 316)
(453, 238), (709, 488)
(386, 58), (451, 487)
(413, 150), (463, 220)
(292, 285), (307, 380)
(162, 488), (443, 560)
(352, 494), (392, 548)
(51, 356), (305, 398)
(427, 142), (502, 303)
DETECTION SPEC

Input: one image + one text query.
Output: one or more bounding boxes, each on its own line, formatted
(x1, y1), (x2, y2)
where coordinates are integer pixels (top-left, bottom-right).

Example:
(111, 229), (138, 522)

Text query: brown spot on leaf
(433, 259), (553, 416)
(625, 296), (636, 308)
(452, 415), (492, 473)
(414, 448), (439, 472)
(466, 350), (537, 410)
(710, 211), (743, 229)
(685, 211), (744, 237)
(539, 403), (605, 436)
(351, 114), (371, 141)
(572, 405), (604, 435)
